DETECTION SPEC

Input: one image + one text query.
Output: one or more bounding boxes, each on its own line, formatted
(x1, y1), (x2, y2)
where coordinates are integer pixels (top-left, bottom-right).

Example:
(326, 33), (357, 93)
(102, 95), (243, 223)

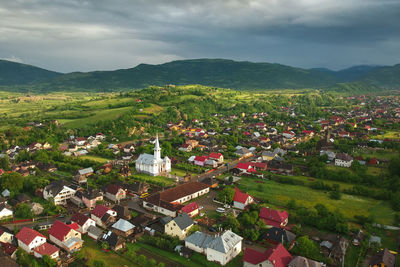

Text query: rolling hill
(0, 60), (62, 86)
(0, 58), (399, 91)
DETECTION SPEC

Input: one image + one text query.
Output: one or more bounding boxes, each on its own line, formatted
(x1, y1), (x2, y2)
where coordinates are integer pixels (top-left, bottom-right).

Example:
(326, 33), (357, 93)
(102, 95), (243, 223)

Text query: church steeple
(154, 134), (161, 160)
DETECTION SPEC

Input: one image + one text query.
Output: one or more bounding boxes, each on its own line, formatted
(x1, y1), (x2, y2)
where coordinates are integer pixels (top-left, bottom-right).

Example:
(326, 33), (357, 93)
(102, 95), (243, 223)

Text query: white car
(216, 207), (226, 213)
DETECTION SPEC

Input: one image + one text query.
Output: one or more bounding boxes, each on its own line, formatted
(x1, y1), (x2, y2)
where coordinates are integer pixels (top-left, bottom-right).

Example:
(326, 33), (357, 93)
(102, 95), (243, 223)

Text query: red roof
(33, 242), (59, 256)
(236, 162), (251, 170)
(76, 137), (86, 141)
(69, 222), (80, 231)
(243, 131), (251, 136)
(243, 244), (292, 267)
(71, 212), (91, 226)
(233, 188), (252, 204)
(194, 156), (208, 162)
(15, 227), (45, 246)
(181, 202), (199, 215)
(48, 220), (75, 242)
(209, 152), (222, 159)
(302, 130), (314, 135)
(91, 204), (111, 218)
(249, 162), (267, 169)
(243, 248), (269, 265)
(259, 207), (289, 227)
(0, 241), (17, 256)
(106, 184), (123, 195)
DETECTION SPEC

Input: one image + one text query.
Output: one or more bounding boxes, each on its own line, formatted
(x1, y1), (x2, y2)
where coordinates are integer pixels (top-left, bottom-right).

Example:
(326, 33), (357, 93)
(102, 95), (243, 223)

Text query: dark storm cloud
(0, 0), (399, 72)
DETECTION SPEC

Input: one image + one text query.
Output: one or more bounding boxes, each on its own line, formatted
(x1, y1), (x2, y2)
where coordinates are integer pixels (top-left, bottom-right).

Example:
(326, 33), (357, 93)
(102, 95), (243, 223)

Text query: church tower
(154, 134), (161, 161)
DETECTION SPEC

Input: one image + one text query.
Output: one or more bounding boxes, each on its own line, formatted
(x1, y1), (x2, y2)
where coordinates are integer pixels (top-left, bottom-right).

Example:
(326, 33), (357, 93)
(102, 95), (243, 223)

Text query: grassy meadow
(237, 177), (395, 225)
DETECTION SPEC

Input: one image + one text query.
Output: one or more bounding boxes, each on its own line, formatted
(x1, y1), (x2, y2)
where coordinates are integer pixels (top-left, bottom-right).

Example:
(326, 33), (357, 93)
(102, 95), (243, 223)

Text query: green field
(237, 177), (395, 225)
(80, 155), (110, 163)
(372, 130), (400, 140)
(131, 173), (176, 186)
(81, 236), (137, 267)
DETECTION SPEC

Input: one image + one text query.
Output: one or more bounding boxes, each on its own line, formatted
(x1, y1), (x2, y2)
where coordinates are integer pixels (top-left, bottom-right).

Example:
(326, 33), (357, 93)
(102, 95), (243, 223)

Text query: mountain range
(0, 58), (399, 92)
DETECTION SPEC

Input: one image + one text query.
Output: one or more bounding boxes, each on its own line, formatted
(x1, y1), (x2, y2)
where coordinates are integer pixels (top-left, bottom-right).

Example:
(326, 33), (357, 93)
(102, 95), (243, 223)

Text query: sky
(0, 0), (399, 73)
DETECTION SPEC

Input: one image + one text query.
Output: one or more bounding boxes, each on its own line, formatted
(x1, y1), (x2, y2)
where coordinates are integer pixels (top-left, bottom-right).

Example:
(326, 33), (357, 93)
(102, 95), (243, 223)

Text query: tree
(93, 260), (106, 267)
(1, 172), (24, 195)
(146, 258), (157, 267)
(292, 236), (321, 260)
(218, 186), (235, 203)
(0, 155), (10, 170)
(15, 203), (33, 219)
(138, 255), (147, 266)
(42, 255), (57, 267)
(157, 263), (165, 267)
(222, 214), (240, 232)
(287, 199), (297, 210)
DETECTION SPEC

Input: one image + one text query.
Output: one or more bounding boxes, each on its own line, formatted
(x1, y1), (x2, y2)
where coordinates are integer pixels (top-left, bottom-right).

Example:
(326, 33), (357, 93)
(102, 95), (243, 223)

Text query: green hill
(0, 58), (399, 92)
(360, 64), (400, 89)
(0, 60), (62, 85)
(26, 59), (339, 91)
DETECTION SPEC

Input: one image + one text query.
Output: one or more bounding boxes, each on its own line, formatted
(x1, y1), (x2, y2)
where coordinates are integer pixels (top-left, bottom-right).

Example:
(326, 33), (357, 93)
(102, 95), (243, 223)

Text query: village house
(233, 188), (254, 210)
(335, 153), (353, 167)
(209, 152), (224, 164)
(102, 231), (125, 251)
(288, 256), (324, 267)
(87, 225), (103, 240)
(48, 220), (83, 253)
(82, 189), (103, 209)
(123, 144), (134, 153)
(0, 203), (13, 220)
(33, 242), (60, 260)
(164, 213), (194, 240)
(143, 182), (210, 216)
(262, 151), (277, 161)
(181, 202), (200, 217)
(43, 180), (76, 205)
(194, 155), (208, 166)
(243, 243), (292, 267)
(186, 139), (199, 148)
(369, 248), (395, 267)
(185, 230), (242, 266)
(105, 184), (126, 202)
(263, 227), (296, 247)
(111, 219), (135, 237)
(235, 147), (253, 158)
(91, 204), (117, 228)
(0, 226), (14, 244)
(259, 207), (289, 228)
(112, 204), (131, 220)
(179, 144), (192, 152)
(71, 213), (96, 234)
(73, 167), (93, 184)
(15, 227), (46, 253)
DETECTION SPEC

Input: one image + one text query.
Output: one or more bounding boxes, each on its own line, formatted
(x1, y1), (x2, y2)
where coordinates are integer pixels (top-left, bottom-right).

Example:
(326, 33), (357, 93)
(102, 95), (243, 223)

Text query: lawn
(237, 177), (395, 225)
(372, 130), (400, 140)
(131, 173), (176, 186)
(80, 155), (110, 163)
(81, 236), (138, 267)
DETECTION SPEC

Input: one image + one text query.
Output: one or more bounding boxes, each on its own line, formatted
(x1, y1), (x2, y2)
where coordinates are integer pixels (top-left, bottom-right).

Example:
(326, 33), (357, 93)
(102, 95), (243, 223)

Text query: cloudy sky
(0, 0), (399, 73)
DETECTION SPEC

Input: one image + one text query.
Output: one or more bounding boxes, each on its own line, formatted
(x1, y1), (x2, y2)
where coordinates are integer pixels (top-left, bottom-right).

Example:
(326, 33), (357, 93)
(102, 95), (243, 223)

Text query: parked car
(208, 227), (217, 232)
(216, 207), (226, 213)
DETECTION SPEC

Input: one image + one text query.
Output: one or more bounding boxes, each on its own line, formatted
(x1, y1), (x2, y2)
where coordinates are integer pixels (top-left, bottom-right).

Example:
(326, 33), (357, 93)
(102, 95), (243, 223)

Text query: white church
(135, 135), (171, 176)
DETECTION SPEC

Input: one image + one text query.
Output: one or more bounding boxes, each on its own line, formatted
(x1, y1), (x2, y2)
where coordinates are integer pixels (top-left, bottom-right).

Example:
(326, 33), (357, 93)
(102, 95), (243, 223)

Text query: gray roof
(87, 225), (103, 236)
(235, 147), (251, 155)
(112, 218), (135, 232)
(185, 231), (215, 249)
(369, 235), (382, 244)
(262, 151), (276, 157)
(207, 230), (242, 254)
(78, 167), (93, 175)
(288, 256), (323, 267)
(160, 216), (173, 225)
(136, 153), (161, 165)
(173, 213), (194, 230)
